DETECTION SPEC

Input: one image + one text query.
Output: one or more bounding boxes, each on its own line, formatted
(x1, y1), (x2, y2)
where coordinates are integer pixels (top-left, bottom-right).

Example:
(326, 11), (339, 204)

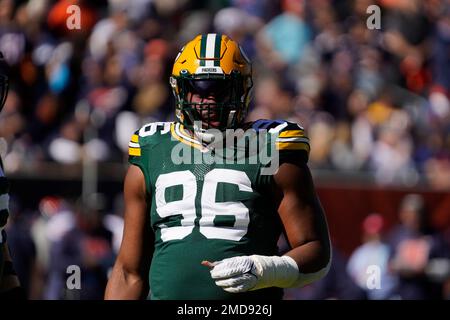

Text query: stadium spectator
(45, 198), (114, 299)
(0, 0), (449, 300)
(347, 213), (398, 299)
(387, 194), (450, 299)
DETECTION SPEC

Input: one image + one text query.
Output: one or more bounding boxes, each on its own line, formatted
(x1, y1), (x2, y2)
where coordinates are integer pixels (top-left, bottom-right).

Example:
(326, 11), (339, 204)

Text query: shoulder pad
(128, 122), (172, 157)
(249, 119), (309, 154)
(137, 122), (172, 138)
(274, 120), (309, 154)
(251, 119), (289, 132)
(248, 119), (310, 164)
(251, 119), (305, 132)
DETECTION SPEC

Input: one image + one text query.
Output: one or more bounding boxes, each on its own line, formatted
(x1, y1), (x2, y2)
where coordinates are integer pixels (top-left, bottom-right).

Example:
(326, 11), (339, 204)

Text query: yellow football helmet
(170, 33), (253, 131)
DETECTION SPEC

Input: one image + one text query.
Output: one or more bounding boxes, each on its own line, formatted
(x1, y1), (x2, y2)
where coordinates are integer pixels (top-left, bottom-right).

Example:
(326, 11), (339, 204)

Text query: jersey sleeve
(253, 119), (310, 191)
(274, 121), (310, 165)
(127, 123), (169, 195)
(127, 128), (153, 195)
(128, 122), (171, 169)
(128, 130), (143, 167)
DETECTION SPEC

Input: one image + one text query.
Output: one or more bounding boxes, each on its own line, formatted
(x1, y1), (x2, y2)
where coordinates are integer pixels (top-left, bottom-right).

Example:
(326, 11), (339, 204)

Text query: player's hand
(203, 254), (317, 293)
(202, 256), (259, 293)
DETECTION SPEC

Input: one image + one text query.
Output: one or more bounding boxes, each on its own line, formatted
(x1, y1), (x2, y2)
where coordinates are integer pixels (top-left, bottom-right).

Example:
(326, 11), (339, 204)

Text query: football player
(0, 52), (24, 299)
(105, 34), (331, 299)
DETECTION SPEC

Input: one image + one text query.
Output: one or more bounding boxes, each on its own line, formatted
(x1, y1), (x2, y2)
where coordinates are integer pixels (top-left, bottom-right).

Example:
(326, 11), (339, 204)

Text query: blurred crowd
(1, 0), (450, 300)
(283, 193), (450, 300)
(6, 193), (124, 299)
(4, 191), (450, 299)
(0, 0), (449, 188)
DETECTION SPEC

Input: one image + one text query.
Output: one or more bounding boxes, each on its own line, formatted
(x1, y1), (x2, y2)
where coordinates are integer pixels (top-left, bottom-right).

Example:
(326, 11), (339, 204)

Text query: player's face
(187, 92), (221, 128)
(186, 79), (232, 129)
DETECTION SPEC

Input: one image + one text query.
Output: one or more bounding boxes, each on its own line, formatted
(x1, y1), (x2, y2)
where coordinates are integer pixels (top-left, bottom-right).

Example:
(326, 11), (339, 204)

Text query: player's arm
(105, 165), (153, 300)
(272, 161), (331, 286)
(0, 242), (22, 297)
(0, 229), (24, 299)
(204, 162), (331, 293)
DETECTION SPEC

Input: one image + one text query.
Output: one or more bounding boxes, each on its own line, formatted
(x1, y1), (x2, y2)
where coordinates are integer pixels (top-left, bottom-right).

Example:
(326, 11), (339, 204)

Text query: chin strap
(226, 110), (236, 128)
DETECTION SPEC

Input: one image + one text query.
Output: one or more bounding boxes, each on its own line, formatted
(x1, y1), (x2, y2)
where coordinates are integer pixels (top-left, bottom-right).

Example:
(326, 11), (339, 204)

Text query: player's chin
(202, 120), (221, 129)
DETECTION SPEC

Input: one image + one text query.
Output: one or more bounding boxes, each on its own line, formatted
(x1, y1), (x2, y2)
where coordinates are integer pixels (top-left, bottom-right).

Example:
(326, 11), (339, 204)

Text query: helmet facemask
(172, 71), (252, 132)
(171, 34), (253, 135)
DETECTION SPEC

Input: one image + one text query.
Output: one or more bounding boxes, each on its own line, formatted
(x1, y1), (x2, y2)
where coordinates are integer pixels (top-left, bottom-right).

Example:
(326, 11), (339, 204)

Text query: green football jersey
(128, 119), (310, 300)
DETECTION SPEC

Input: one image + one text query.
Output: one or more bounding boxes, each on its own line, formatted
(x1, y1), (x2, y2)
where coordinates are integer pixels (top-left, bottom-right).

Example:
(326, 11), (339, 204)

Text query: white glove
(203, 255), (301, 293)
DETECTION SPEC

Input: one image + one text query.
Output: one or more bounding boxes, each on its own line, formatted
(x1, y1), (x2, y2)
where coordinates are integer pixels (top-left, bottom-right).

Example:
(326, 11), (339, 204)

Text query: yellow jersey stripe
(178, 124), (202, 145)
(276, 142), (310, 151)
(278, 130), (305, 138)
(170, 123), (205, 151)
(129, 147), (141, 156)
(131, 134), (139, 143)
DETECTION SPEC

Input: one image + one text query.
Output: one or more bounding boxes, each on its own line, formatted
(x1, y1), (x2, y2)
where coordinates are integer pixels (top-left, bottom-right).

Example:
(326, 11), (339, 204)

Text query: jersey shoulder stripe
(274, 121), (310, 153)
(248, 119), (310, 153)
(128, 122), (173, 157)
(128, 131), (141, 157)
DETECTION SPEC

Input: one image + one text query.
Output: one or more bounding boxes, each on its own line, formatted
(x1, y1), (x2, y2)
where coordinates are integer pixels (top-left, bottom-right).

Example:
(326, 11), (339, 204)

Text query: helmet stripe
(205, 33), (216, 67)
(200, 34), (207, 66)
(214, 33), (222, 66)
